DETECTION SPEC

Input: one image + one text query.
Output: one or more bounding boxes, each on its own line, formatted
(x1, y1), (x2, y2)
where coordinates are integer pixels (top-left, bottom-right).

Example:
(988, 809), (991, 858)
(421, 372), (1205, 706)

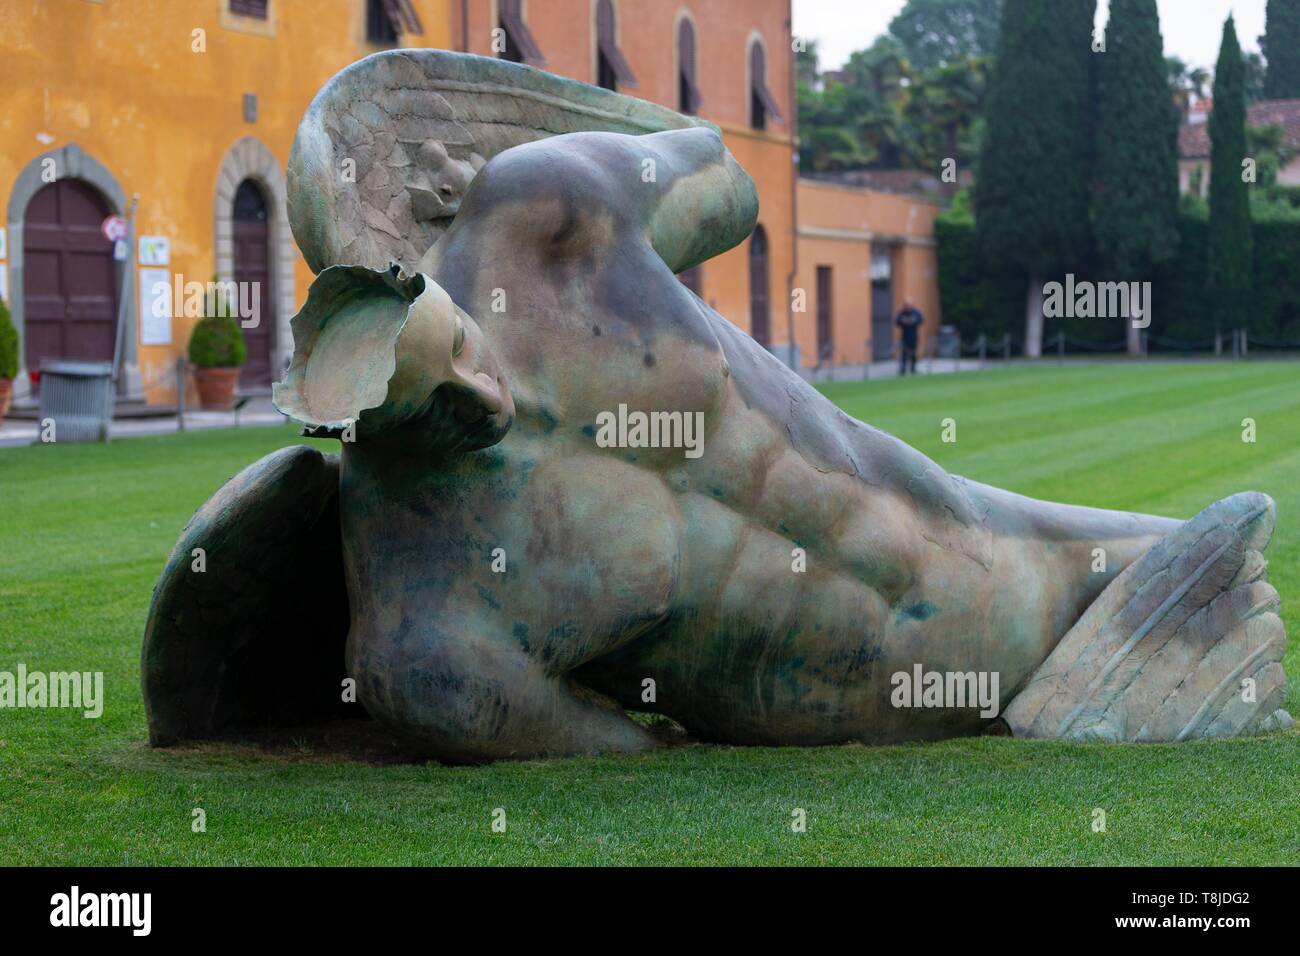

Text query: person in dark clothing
(895, 298), (923, 376)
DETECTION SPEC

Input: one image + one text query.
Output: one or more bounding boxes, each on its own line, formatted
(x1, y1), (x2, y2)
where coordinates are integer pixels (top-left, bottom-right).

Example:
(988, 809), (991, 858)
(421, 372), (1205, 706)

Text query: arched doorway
(22, 178), (119, 373)
(232, 178), (273, 387)
(748, 224), (771, 346)
(214, 137), (294, 386)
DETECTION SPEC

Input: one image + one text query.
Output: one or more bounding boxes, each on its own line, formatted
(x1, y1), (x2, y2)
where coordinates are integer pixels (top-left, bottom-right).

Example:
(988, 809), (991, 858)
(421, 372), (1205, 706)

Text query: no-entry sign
(101, 214), (128, 243)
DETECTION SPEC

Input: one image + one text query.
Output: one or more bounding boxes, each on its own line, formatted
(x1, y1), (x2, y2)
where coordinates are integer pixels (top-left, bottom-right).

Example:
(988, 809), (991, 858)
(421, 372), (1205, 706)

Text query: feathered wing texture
(141, 445), (350, 745)
(1005, 492), (1292, 741)
(288, 50), (713, 274)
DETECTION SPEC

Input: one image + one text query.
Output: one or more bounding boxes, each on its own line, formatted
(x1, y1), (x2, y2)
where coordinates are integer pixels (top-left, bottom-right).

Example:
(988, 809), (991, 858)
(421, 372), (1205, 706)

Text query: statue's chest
(340, 441), (684, 638)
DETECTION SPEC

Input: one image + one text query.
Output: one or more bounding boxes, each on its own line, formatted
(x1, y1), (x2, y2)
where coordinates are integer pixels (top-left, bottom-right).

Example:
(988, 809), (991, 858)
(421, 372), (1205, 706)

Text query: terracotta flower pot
(193, 366), (241, 410)
(0, 378), (11, 421)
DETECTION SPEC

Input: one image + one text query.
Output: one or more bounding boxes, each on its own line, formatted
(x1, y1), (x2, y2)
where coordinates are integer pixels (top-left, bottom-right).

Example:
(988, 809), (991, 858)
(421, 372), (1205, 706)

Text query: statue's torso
(340, 164), (1153, 744)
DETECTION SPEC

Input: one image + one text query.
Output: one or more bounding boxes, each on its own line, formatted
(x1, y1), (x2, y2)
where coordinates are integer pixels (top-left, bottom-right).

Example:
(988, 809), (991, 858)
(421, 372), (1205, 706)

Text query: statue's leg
(348, 611), (658, 763)
(1004, 492), (1291, 741)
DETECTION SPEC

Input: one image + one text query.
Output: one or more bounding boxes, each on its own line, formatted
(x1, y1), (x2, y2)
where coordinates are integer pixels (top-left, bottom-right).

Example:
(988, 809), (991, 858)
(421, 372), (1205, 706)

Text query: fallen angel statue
(142, 51), (1290, 762)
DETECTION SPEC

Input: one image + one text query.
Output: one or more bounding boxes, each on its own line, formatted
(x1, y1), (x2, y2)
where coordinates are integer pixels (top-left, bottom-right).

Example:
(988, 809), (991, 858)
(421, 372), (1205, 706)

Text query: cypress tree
(976, 0), (1096, 356)
(1092, 0), (1179, 353)
(1262, 0), (1300, 100)
(1206, 16), (1254, 335)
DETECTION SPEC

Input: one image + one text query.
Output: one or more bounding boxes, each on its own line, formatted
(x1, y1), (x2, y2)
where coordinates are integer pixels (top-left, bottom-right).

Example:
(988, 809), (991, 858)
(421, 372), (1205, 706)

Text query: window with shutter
(595, 0), (636, 91)
(498, 0), (545, 66)
(367, 0), (423, 44)
(749, 40), (782, 131)
(677, 18), (701, 115)
(229, 0), (268, 18)
(678, 266), (702, 297)
(749, 225), (771, 346)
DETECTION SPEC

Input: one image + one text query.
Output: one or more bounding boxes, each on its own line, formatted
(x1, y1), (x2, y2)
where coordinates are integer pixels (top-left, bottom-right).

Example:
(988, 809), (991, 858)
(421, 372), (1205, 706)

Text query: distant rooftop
(801, 167), (966, 198)
(1179, 98), (1300, 159)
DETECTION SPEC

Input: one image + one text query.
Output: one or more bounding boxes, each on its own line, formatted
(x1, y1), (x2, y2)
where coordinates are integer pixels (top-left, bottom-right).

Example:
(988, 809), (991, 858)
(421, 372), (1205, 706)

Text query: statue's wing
(142, 445), (350, 745)
(1004, 492), (1291, 741)
(288, 49), (714, 273)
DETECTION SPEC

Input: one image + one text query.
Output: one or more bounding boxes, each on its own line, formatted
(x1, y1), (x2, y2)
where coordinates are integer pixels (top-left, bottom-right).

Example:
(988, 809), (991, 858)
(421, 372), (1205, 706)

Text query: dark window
(233, 179), (268, 223)
(498, 0), (545, 66)
(749, 225), (770, 346)
(229, 0), (267, 18)
(598, 50), (618, 91)
(499, 22), (523, 62)
(367, 0), (422, 44)
(367, 0), (397, 43)
(749, 41), (782, 130)
(677, 18), (701, 115)
(816, 265), (833, 363)
(678, 266), (702, 296)
(595, 0), (636, 91)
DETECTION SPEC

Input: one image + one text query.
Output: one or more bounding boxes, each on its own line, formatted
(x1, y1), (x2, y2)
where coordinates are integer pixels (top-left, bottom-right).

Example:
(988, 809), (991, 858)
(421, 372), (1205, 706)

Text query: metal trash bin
(936, 325), (961, 359)
(38, 360), (115, 443)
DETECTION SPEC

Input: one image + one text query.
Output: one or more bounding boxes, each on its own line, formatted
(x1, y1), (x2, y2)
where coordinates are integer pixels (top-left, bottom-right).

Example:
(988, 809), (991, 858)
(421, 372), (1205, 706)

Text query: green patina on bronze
(142, 52), (1290, 762)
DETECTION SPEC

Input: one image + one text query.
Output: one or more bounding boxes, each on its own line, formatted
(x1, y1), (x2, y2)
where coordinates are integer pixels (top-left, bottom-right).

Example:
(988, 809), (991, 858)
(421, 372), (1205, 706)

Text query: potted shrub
(0, 295), (17, 422)
(188, 281), (246, 410)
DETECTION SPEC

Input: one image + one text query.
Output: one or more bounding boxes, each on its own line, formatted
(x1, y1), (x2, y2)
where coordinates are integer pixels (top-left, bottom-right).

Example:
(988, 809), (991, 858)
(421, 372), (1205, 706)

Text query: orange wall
(457, 0), (798, 348)
(0, 0), (452, 403)
(795, 180), (942, 365)
(1, 0), (817, 401)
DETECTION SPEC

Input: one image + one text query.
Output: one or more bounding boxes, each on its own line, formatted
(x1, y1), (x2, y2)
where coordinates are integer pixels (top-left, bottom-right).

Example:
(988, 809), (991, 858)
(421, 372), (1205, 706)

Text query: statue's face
(406, 139), (485, 224)
(273, 265), (514, 454)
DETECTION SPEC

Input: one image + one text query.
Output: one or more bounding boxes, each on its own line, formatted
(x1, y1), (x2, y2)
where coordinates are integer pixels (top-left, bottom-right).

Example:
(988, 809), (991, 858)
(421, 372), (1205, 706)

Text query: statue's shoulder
(457, 132), (642, 224)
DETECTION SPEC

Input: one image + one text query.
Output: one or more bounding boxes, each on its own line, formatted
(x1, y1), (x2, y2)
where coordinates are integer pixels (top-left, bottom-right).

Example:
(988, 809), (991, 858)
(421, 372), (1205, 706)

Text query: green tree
(795, 39), (819, 89)
(1166, 56), (1210, 121)
(1092, 0), (1180, 353)
(841, 37), (915, 166)
(976, 0), (1097, 356)
(889, 0), (1003, 72)
(1245, 51), (1268, 103)
(900, 55), (991, 171)
(1247, 123), (1297, 190)
(1262, 0), (1300, 99)
(1206, 16), (1254, 334)
(797, 69), (877, 171)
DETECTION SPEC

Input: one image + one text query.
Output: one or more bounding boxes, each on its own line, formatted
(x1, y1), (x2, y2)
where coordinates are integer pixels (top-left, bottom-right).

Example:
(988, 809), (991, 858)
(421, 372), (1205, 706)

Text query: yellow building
(795, 177), (943, 367)
(0, 0), (452, 406)
(1, 0), (939, 410)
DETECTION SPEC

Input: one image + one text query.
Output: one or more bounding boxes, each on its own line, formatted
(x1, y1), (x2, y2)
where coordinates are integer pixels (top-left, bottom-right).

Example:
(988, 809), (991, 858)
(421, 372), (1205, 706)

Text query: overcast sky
(792, 0), (1268, 73)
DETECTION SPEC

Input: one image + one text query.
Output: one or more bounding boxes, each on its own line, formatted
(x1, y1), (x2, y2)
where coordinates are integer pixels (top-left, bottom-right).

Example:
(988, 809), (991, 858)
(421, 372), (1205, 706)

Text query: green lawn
(2, 361), (1298, 865)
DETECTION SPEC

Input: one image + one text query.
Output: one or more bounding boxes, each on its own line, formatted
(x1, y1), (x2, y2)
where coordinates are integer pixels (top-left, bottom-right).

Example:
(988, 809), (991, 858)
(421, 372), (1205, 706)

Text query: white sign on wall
(0, 267), (8, 305)
(139, 268), (172, 346)
(138, 236), (170, 266)
(0, 226), (7, 259)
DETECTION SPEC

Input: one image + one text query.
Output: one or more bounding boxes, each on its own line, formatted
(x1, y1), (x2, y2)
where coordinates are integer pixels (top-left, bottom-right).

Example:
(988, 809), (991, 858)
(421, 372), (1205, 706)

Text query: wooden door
(22, 179), (118, 370)
(870, 248), (894, 360)
(816, 265), (833, 363)
(232, 179), (273, 387)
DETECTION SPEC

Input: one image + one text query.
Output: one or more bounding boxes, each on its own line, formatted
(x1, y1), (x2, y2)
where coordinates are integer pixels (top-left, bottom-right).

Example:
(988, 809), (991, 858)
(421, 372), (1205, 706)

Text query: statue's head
(406, 139), (486, 224)
(273, 265), (513, 454)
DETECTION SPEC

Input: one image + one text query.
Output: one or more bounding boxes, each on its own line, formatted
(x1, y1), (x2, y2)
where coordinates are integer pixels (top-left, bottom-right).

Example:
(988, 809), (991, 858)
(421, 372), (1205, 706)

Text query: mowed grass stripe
(0, 362), (1296, 865)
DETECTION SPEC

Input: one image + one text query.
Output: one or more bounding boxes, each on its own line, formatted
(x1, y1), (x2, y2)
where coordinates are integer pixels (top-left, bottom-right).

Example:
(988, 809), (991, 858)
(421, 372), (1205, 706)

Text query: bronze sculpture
(142, 51), (1290, 762)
